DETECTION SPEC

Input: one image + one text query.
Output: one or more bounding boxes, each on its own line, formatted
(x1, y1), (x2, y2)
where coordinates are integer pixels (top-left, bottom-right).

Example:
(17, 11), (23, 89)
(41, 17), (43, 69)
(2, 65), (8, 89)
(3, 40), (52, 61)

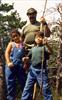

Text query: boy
(21, 31), (53, 100)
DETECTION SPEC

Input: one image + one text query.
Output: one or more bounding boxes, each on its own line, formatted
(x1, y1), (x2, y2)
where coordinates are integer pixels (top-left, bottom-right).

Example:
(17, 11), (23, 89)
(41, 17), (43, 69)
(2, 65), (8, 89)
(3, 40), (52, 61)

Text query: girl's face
(11, 32), (22, 43)
(35, 35), (43, 45)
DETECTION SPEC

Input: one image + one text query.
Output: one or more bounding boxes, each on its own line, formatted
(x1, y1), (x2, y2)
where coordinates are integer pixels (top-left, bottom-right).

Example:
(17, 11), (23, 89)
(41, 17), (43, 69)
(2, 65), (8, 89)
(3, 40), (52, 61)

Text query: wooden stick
(33, 83), (37, 100)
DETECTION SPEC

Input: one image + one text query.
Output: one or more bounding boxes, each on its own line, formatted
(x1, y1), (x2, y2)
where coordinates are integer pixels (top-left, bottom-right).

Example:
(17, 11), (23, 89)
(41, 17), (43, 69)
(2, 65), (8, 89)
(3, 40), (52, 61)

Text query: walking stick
(40, 16), (51, 94)
(40, 18), (46, 95)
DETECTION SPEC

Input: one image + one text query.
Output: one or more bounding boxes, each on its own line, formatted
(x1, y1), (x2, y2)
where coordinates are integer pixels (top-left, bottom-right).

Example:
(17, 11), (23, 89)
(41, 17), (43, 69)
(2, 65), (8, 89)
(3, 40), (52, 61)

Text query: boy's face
(35, 35), (43, 45)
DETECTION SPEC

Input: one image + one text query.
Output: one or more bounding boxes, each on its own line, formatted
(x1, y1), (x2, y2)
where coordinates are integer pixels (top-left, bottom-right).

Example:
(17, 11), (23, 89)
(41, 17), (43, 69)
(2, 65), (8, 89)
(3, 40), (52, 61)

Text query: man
(22, 8), (40, 48)
(22, 8), (51, 100)
(22, 8), (40, 100)
(22, 8), (51, 47)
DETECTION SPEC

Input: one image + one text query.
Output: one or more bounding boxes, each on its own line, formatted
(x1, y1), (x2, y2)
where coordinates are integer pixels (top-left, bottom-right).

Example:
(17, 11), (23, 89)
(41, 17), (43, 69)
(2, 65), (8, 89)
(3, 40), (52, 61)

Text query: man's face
(27, 13), (36, 24)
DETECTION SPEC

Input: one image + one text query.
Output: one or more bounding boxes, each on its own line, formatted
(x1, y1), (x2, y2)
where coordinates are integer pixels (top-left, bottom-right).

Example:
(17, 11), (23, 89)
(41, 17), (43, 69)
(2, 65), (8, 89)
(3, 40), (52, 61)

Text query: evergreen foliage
(0, 3), (27, 49)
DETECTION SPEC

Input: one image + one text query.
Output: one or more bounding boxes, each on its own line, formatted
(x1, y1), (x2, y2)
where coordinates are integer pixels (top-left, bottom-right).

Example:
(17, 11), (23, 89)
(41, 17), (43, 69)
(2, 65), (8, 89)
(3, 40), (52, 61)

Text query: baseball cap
(27, 8), (37, 15)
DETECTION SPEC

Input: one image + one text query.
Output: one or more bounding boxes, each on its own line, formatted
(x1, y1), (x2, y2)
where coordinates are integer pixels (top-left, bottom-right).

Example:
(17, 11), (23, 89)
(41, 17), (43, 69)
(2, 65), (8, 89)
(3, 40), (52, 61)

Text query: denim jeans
(5, 65), (27, 100)
(21, 65), (53, 100)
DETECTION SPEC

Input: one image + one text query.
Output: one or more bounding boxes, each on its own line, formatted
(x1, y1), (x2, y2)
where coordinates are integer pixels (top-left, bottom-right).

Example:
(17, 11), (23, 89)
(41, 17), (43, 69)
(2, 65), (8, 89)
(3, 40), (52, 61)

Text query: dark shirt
(22, 21), (40, 44)
(28, 45), (50, 68)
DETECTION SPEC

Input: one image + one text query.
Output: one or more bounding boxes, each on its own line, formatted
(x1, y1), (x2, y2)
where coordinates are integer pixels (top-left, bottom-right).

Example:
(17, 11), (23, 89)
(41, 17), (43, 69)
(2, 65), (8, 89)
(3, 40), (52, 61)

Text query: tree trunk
(0, 59), (6, 100)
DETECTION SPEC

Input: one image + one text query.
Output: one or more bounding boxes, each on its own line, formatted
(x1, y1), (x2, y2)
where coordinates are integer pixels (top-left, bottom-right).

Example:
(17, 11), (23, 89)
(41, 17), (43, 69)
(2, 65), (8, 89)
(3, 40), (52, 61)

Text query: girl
(5, 29), (27, 100)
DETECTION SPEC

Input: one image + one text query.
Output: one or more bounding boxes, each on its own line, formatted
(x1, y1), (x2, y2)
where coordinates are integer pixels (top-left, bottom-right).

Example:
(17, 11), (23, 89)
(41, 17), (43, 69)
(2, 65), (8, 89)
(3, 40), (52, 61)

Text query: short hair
(35, 31), (44, 38)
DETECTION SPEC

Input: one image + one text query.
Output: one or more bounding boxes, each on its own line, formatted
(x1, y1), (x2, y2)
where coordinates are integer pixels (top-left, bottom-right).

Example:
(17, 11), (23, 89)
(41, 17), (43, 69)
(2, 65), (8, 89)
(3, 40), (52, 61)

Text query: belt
(33, 63), (42, 69)
(33, 63), (46, 69)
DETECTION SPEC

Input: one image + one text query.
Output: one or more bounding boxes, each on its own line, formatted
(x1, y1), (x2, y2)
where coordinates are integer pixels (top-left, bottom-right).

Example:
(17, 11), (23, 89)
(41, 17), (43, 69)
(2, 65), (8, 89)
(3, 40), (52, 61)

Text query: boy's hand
(22, 57), (29, 72)
(43, 38), (48, 45)
(7, 62), (14, 68)
(23, 63), (29, 71)
(22, 57), (29, 62)
(22, 57), (26, 62)
(22, 57), (29, 71)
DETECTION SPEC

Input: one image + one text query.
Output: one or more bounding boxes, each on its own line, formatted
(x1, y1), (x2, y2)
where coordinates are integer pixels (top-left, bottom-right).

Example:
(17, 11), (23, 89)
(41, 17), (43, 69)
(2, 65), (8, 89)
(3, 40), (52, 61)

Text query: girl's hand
(7, 62), (14, 68)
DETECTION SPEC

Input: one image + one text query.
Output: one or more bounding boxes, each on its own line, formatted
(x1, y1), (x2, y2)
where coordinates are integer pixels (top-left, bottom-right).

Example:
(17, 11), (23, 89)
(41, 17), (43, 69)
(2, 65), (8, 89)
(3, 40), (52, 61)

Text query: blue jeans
(5, 65), (27, 100)
(21, 65), (53, 100)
